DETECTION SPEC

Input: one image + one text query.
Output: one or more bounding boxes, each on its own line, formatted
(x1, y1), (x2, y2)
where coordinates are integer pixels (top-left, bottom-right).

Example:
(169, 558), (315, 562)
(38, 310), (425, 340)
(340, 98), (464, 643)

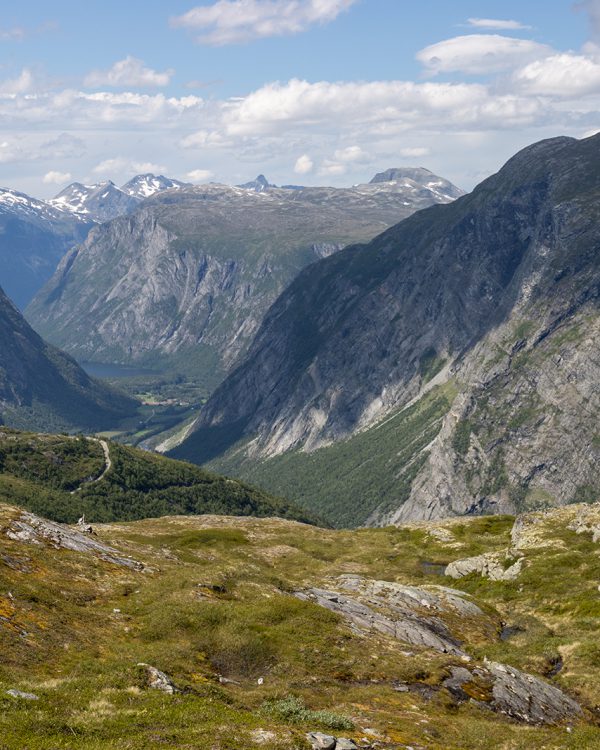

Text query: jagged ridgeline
(26, 170), (462, 393)
(173, 134), (600, 526)
(0, 428), (315, 525)
(0, 286), (137, 432)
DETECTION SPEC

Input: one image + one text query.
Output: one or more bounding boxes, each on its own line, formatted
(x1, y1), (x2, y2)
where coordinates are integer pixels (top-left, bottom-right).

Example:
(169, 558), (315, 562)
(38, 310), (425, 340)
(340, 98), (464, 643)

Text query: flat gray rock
(5, 511), (143, 570)
(6, 689), (39, 700)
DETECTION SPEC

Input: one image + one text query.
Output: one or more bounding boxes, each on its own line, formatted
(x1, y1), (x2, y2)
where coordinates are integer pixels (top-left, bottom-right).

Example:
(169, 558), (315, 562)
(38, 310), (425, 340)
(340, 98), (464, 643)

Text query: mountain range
(172, 134), (600, 526)
(0, 174), (190, 309)
(26, 168), (463, 394)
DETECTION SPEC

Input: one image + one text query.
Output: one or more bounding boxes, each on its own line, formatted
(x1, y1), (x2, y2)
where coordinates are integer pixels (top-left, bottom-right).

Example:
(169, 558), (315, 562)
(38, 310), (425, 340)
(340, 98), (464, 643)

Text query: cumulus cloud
(294, 153), (313, 173)
(186, 168), (213, 181)
(417, 34), (551, 75)
(84, 56), (173, 88)
(92, 157), (167, 177)
(43, 170), (72, 184)
(171, 0), (357, 45)
(466, 18), (531, 31)
(223, 77), (545, 137)
(333, 145), (368, 162)
(514, 51), (600, 97)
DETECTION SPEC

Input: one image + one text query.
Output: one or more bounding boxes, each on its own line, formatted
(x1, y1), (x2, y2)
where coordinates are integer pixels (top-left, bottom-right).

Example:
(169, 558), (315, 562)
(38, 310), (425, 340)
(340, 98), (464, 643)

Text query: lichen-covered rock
(441, 662), (581, 725)
(488, 661), (581, 724)
(306, 732), (337, 749)
(137, 663), (177, 694)
(5, 511), (143, 570)
(445, 552), (523, 581)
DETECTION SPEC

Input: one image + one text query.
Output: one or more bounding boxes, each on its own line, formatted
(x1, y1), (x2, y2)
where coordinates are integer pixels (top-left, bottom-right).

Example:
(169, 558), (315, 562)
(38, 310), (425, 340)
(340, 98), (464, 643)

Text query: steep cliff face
(0, 286), (136, 432)
(27, 173), (461, 390)
(175, 134), (600, 523)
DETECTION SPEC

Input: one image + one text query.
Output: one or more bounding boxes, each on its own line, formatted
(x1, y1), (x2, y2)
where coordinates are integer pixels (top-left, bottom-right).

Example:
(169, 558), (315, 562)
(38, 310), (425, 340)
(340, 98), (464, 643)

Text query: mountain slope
(0, 428), (313, 525)
(1, 501), (598, 748)
(174, 134), (600, 524)
(26, 170), (463, 393)
(0, 188), (92, 308)
(0, 285), (136, 432)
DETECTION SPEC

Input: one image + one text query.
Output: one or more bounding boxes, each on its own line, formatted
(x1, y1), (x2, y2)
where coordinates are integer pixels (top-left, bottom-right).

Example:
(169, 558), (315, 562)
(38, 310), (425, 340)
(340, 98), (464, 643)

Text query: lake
(80, 362), (157, 379)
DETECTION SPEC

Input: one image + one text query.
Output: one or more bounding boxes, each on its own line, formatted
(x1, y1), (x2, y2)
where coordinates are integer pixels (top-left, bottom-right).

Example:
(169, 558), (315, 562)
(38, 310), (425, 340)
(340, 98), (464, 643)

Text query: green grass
(1, 501), (598, 749)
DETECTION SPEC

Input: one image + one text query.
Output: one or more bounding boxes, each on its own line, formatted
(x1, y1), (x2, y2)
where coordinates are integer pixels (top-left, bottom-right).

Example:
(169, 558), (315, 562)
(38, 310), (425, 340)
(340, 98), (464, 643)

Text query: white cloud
(294, 153), (313, 173)
(92, 157), (167, 177)
(417, 34), (551, 75)
(514, 51), (600, 97)
(186, 168), (213, 181)
(223, 78), (545, 137)
(171, 0), (357, 45)
(43, 170), (71, 184)
(320, 159), (345, 175)
(0, 27), (26, 41)
(180, 129), (229, 148)
(0, 68), (35, 95)
(466, 18), (531, 31)
(333, 145), (368, 162)
(84, 56), (173, 88)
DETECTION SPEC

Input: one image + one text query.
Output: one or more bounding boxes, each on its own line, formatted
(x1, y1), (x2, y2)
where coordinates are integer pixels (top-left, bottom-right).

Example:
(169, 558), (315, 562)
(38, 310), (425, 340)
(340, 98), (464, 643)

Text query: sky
(1, 0), (599, 197)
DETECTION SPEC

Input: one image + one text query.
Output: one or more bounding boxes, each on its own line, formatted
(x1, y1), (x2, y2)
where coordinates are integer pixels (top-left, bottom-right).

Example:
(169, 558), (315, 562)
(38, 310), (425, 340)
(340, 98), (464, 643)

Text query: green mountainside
(0, 428), (313, 525)
(174, 133), (600, 525)
(207, 382), (456, 528)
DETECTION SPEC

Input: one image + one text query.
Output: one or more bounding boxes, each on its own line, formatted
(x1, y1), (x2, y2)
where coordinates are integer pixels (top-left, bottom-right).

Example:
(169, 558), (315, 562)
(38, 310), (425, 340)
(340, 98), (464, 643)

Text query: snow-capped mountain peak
(120, 174), (190, 199)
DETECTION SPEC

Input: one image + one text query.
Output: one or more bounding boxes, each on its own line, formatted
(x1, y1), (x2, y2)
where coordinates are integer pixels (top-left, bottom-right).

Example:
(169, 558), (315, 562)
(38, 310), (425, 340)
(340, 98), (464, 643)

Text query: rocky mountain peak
(236, 174), (276, 192)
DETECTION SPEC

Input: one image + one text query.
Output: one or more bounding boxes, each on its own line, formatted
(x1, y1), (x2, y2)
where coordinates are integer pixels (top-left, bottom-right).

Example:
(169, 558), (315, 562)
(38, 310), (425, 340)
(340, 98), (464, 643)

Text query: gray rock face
(27, 172), (462, 391)
(5, 510), (143, 570)
(488, 661), (581, 724)
(295, 576), (488, 656)
(178, 133), (600, 524)
(441, 662), (581, 725)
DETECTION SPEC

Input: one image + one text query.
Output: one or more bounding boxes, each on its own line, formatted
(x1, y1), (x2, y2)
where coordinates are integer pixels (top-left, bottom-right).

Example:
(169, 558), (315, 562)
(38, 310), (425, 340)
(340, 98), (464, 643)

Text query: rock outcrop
(442, 662), (582, 725)
(296, 575), (490, 656)
(445, 551), (523, 581)
(5, 510), (143, 570)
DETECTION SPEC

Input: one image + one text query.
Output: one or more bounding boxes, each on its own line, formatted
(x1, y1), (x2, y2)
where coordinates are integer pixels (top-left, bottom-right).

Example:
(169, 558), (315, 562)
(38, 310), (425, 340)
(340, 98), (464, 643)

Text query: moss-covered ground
(1, 504), (600, 748)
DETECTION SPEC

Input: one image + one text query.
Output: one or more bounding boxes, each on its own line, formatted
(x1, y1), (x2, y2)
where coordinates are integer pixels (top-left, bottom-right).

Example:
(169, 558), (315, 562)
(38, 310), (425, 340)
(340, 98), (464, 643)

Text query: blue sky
(1, 0), (599, 196)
